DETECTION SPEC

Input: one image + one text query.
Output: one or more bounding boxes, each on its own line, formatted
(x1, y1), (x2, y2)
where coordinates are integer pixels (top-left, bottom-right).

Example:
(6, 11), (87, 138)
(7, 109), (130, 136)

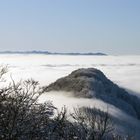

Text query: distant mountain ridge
(0, 51), (107, 56)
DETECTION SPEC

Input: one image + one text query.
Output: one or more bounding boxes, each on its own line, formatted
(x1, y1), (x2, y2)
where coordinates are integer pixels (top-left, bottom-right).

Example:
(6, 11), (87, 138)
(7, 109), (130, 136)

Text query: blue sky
(0, 0), (140, 54)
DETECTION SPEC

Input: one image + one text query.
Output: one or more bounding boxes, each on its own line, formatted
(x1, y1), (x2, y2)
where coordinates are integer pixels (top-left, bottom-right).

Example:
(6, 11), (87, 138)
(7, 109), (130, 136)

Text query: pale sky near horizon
(0, 0), (140, 55)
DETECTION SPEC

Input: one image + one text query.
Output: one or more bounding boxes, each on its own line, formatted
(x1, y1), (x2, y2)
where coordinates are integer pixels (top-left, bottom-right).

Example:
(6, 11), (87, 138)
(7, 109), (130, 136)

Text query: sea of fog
(0, 54), (140, 95)
(0, 54), (140, 137)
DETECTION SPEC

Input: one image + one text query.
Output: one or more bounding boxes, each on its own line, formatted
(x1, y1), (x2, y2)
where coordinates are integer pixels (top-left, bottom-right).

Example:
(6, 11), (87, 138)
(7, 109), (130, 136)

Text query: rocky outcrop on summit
(44, 68), (140, 119)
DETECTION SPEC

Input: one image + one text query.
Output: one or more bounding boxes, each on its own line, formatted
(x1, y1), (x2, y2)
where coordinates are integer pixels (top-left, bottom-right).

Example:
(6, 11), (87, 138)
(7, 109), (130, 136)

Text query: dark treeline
(0, 67), (134, 140)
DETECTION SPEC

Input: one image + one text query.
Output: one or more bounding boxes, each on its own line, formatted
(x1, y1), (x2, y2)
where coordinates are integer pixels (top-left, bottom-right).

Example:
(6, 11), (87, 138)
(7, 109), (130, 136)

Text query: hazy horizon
(0, 50), (139, 56)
